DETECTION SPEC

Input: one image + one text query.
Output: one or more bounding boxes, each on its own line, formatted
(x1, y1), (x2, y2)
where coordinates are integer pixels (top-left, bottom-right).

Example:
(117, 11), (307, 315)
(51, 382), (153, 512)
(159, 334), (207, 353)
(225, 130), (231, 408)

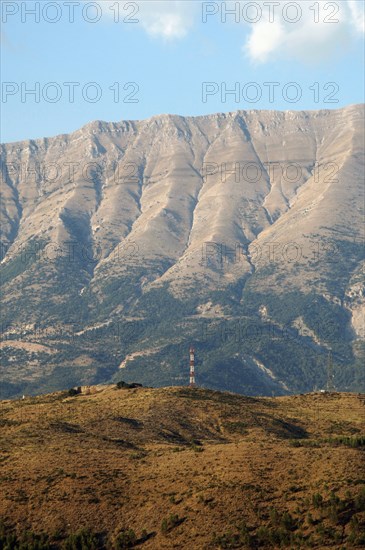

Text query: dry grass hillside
(0, 385), (364, 549)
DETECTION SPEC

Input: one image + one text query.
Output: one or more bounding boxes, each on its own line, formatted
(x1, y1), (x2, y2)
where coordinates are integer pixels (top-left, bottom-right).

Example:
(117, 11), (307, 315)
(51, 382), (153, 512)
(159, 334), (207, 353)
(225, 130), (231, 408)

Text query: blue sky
(1, 0), (364, 143)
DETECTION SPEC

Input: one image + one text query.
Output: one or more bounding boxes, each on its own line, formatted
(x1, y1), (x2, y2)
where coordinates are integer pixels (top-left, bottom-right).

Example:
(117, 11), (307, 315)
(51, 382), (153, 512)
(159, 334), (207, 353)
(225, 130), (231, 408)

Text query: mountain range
(0, 104), (364, 398)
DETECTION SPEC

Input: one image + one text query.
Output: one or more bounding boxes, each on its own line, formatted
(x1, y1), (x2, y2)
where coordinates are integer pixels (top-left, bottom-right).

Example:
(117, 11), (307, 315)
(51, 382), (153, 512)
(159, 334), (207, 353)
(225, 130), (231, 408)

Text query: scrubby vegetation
(0, 521), (51, 550)
(161, 514), (183, 534)
(0, 524), (150, 550)
(116, 381), (143, 390)
(212, 488), (365, 548)
(113, 529), (137, 549)
(62, 528), (99, 549)
(289, 435), (365, 448)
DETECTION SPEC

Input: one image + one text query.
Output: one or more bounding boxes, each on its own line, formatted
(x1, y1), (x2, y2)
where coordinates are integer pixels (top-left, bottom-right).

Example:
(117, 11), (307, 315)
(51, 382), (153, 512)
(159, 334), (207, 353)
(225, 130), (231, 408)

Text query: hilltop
(0, 385), (364, 548)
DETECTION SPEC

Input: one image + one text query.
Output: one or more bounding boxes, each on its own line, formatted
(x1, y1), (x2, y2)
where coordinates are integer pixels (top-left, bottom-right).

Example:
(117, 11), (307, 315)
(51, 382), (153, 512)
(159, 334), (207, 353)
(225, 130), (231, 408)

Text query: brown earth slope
(0, 385), (364, 548)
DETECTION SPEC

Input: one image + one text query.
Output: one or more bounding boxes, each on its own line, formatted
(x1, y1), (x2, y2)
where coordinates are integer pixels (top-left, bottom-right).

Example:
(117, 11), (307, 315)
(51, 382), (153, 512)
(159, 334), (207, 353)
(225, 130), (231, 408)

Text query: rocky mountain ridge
(0, 105), (364, 397)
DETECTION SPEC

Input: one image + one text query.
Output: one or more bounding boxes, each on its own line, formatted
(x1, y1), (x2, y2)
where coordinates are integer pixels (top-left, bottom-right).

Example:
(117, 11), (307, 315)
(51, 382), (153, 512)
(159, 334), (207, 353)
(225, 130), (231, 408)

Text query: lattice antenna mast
(189, 347), (196, 387)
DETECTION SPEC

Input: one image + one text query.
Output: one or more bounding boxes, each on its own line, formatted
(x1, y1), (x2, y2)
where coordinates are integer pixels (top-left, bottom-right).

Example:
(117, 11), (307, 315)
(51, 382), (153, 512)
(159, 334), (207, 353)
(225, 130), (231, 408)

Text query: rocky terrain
(0, 385), (364, 548)
(0, 105), (364, 397)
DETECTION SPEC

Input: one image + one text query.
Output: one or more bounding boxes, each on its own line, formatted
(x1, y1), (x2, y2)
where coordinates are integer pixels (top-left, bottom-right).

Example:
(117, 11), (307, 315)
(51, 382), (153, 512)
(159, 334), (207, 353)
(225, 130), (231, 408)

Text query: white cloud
(246, 20), (284, 63)
(142, 10), (191, 39)
(347, 0), (365, 34)
(88, 0), (364, 61)
(243, 0), (365, 64)
(100, 1), (196, 40)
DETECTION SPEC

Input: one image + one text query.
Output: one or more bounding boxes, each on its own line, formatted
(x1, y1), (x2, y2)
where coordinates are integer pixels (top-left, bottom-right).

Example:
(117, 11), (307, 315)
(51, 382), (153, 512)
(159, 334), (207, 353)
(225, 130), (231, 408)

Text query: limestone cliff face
(0, 105), (364, 397)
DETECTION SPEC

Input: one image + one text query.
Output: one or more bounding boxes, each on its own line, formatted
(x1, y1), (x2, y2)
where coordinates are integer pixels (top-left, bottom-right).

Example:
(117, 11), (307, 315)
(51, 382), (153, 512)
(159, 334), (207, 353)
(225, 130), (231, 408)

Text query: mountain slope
(0, 105), (364, 397)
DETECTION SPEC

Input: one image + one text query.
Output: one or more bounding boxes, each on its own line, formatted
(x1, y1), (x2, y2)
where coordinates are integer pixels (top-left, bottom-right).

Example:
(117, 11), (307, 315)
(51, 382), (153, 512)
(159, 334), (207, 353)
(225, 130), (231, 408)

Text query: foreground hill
(1, 105), (364, 397)
(0, 385), (364, 548)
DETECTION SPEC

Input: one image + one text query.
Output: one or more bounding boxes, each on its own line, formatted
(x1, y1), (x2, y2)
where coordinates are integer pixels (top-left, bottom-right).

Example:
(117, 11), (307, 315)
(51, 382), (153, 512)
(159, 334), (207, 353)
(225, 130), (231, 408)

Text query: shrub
(212, 532), (243, 548)
(280, 511), (297, 531)
(114, 529), (137, 549)
(307, 512), (314, 525)
(116, 381), (130, 389)
(62, 528), (98, 549)
(255, 526), (271, 545)
(129, 451), (147, 460)
(325, 435), (365, 448)
(212, 523), (253, 549)
(116, 381), (143, 389)
(355, 487), (365, 512)
(189, 439), (204, 452)
(349, 516), (365, 545)
(269, 508), (297, 531)
(312, 493), (324, 508)
(161, 514), (182, 534)
(0, 524), (51, 550)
